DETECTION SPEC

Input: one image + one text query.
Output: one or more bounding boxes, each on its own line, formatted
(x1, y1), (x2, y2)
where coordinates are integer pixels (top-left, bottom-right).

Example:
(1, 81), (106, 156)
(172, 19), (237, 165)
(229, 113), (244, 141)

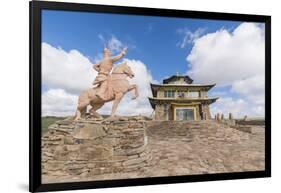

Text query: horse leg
(74, 105), (86, 121)
(81, 107), (87, 117)
(74, 99), (89, 120)
(74, 109), (81, 121)
(128, 84), (139, 100)
(111, 92), (124, 117)
(89, 102), (104, 118)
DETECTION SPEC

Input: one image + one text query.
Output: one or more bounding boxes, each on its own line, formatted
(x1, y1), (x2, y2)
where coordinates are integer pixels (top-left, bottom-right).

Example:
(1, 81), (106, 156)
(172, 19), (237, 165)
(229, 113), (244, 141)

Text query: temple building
(148, 74), (219, 121)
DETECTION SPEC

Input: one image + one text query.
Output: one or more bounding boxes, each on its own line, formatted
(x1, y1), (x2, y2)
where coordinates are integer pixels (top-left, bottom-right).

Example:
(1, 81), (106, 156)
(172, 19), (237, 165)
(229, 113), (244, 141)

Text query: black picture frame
(29, 1), (271, 192)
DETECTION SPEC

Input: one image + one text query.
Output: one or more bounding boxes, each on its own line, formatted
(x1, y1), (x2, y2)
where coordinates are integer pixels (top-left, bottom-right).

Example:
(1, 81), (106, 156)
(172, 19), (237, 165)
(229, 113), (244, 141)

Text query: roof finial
(176, 72), (179, 76)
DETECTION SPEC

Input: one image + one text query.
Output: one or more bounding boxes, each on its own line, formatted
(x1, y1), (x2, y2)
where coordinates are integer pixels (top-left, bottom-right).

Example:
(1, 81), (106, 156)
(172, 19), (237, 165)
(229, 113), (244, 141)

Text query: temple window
(164, 90), (175, 98)
(188, 91), (199, 98)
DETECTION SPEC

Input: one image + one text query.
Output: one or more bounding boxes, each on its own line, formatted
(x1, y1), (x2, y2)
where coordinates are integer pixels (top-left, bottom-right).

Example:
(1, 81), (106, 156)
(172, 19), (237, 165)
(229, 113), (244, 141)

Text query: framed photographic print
(30, 0), (271, 192)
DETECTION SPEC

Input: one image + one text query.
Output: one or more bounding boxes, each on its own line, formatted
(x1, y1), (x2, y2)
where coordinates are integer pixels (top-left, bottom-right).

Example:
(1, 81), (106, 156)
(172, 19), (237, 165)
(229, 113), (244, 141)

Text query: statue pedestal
(42, 116), (151, 178)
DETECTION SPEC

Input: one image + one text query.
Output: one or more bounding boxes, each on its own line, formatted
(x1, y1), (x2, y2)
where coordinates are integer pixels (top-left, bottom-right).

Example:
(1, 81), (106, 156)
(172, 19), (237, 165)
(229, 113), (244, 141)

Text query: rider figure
(93, 47), (128, 100)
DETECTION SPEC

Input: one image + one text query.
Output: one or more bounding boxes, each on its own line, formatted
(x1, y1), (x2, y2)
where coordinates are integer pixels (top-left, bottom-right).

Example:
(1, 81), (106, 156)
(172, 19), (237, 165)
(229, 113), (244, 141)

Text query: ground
(146, 121), (264, 176)
(42, 120), (265, 183)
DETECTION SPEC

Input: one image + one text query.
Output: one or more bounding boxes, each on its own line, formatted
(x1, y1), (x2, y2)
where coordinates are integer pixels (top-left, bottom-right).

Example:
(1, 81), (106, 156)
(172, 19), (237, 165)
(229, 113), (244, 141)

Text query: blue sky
(42, 10), (241, 81)
(41, 10), (265, 118)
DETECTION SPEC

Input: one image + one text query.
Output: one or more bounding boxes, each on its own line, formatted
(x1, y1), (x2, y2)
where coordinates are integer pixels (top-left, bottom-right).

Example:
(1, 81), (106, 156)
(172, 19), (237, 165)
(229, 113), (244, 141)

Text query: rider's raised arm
(93, 62), (101, 72)
(111, 47), (128, 62)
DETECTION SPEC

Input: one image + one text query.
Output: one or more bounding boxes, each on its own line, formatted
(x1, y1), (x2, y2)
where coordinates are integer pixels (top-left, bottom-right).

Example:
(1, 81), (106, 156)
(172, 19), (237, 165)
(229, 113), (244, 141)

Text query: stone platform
(42, 119), (264, 183)
(42, 116), (151, 180)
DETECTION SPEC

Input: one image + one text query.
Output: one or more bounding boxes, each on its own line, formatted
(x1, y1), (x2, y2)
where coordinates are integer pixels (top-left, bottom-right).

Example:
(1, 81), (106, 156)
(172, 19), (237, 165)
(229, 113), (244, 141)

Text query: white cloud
(42, 42), (96, 94)
(210, 97), (264, 118)
(211, 97), (247, 118)
(42, 43), (154, 117)
(231, 75), (265, 105)
(209, 90), (228, 97)
(98, 35), (126, 54)
(186, 22), (265, 117)
(107, 36), (124, 53)
(42, 89), (78, 116)
(187, 23), (265, 86)
(177, 27), (207, 48)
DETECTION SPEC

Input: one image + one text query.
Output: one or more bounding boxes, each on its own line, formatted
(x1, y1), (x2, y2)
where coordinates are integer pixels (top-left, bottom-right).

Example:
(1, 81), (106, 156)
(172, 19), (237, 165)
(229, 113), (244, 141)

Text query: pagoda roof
(163, 75), (193, 84)
(148, 97), (219, 109)
(150, 83), (216, 97)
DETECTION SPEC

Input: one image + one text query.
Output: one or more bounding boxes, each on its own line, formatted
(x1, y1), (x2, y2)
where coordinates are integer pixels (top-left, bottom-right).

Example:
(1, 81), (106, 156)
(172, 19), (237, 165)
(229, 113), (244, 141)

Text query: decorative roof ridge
(162, 75), (193, 84)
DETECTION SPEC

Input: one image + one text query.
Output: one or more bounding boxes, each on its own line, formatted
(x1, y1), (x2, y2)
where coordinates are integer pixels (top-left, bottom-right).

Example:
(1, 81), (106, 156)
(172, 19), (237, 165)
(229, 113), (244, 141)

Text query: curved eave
(148, 97), (219, 109)
(150, 83), (216, 97)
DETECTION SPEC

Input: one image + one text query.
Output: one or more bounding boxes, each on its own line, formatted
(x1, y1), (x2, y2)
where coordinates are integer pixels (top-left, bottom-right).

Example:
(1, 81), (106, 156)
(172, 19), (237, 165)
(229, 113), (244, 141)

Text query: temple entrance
(175, 108), (195, 121)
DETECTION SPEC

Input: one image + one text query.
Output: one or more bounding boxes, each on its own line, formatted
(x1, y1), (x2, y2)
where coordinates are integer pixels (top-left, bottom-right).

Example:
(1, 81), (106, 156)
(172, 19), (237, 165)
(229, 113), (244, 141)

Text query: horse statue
(74, 62), (139, 120)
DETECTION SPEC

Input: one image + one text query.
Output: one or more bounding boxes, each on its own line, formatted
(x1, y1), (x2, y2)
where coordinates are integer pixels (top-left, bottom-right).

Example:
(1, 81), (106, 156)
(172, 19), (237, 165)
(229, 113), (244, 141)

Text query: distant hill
(42, 116), (66, 135)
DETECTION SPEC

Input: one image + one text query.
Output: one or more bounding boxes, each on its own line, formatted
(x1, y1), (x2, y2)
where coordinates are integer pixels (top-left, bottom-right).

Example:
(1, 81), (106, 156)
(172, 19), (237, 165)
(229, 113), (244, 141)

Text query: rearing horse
(74, 62), (139, 120)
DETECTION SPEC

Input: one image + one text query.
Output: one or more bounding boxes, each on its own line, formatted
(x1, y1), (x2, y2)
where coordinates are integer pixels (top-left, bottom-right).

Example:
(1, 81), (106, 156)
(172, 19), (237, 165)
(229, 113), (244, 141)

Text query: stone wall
(154, 104), (166, 120)
(42, 116), (151, 178)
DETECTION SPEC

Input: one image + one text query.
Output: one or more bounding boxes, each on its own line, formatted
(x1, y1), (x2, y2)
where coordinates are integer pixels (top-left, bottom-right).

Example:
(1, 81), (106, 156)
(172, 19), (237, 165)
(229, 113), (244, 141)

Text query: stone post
(221, 114), (224, 120)
(228, 112), (235, 126)
(229, 113), (233, 120)
(217, 113), (221, 122)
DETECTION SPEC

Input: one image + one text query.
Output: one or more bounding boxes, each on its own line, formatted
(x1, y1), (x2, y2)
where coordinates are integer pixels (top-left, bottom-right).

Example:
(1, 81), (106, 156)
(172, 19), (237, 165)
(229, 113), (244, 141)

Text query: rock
(67, 167), (89, 176)
(43, 151), (54, 157)
(44, 161), (65, 171)
(56, 118), (73, 125)
(64, 136), (74, 145)
(122, 153), (149, 166)
(77, 145), (113, 160)
(114, 145), (146, 156)
(52, 170), (68, 176)
(73, 123), (107, 139)
(119, 117), (128, 121)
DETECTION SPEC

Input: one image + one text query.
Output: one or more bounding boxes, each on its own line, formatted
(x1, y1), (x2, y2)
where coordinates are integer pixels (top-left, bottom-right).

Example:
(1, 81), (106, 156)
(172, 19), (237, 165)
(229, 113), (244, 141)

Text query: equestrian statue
(74, 47), (139, 120)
